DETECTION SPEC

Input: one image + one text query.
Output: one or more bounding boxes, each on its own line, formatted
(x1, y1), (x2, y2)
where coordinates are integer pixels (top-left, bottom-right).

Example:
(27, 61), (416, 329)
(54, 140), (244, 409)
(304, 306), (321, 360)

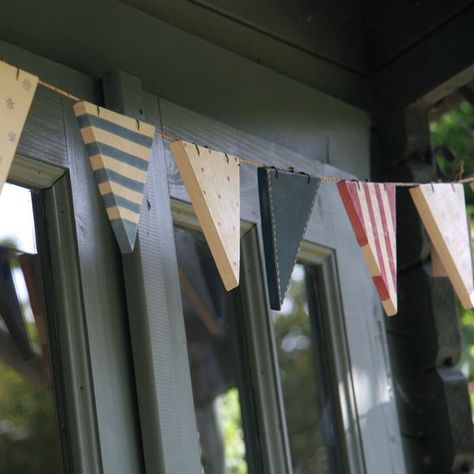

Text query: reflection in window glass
(174, 227), (248, 474)
(0, 183), (62, 473)
(0, 184), (37, 254)
(272, 264), (341, 474)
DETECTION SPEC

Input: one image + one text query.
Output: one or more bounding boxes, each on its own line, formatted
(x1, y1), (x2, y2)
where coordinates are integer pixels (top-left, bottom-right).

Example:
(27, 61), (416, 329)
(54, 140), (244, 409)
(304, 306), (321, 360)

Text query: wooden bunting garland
(73, 101), (155, 254)
(338, 181), (397, 316)
(2, 60), (474, 318)
(258, 167), (320, 310)
(170, 140), (240, 291)
(410, 183), (474, 309)
(0, 61), (38, 195)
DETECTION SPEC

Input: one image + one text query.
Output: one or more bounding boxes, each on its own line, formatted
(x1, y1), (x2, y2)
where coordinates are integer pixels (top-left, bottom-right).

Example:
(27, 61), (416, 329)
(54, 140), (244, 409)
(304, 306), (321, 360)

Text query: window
(272, 263), (346, 474)
(0, 183), (63, 473)
(174, 226), (261, 474)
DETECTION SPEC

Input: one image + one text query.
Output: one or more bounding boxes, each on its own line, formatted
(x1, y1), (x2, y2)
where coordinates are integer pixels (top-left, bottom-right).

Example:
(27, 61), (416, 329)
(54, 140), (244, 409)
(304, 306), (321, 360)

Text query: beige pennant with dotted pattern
(0, 61), (38, 195)
(411, 183), (474, 308)
(170, 140), (240, 290)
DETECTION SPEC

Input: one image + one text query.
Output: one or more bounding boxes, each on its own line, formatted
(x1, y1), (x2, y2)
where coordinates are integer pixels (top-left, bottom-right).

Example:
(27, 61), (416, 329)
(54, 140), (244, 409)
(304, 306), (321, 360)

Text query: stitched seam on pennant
(284, 179), (320, 301)
(267, 175), (282, 302)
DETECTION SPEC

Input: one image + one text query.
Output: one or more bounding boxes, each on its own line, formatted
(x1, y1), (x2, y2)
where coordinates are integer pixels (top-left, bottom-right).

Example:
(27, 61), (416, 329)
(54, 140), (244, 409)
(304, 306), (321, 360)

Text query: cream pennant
(338, 181), (397, 316)
(73, 101), (155, 254)
(431, 212), (472, 277)
(0, 61), (38, 194)
(170, 140), (240, 290)
(411, 183), (474, 308)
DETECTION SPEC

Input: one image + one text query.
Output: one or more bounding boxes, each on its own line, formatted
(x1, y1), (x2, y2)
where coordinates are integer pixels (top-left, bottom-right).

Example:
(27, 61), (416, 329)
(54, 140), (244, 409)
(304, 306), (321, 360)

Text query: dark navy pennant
(258, 168), (320, 310)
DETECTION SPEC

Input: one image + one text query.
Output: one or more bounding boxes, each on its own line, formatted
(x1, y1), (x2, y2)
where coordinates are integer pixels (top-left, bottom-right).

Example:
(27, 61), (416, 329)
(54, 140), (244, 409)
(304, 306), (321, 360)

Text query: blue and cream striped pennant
(74, 101), (155, 253)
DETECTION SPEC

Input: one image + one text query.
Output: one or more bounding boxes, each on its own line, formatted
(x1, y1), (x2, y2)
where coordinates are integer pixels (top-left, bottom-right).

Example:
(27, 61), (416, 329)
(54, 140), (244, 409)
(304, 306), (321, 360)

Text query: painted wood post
(385, 161), (474, 474)
(61, 69), (144, 474)
(102, 71), (201, 474)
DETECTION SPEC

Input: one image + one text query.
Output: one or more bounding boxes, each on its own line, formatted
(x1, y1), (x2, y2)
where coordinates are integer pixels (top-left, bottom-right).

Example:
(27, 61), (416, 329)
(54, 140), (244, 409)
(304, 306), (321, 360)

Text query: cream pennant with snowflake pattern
(0, 61), (38, 195)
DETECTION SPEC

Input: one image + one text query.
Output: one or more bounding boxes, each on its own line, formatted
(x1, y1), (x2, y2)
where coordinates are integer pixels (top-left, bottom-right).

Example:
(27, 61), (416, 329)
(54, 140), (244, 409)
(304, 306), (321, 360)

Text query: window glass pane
(0, 184), (36, 254)
(272, 263), (341, 474)
(174, 227), (248, 474)
(0, 183), (63, 473)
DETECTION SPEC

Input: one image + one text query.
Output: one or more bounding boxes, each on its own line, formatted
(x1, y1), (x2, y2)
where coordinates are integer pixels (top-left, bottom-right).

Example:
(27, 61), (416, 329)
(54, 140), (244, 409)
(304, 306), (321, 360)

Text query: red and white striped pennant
(338, 181), (397, 316)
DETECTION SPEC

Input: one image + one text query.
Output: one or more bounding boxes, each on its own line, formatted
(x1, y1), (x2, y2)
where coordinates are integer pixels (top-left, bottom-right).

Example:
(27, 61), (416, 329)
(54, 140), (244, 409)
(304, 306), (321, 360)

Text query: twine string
(37, 80), (474, 188)
(38, 79), (81, 102)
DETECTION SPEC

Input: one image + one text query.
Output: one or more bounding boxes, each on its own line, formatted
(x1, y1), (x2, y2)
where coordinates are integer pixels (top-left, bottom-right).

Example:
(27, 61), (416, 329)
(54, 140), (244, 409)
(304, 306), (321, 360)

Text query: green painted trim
(103, 71), (201, 474)
(299, 244), (367, 473)
(39, 176), (103, 474)
(62, 67), (145, 474)
(9, 153), (65, 189)
(239, 226), (293, 473)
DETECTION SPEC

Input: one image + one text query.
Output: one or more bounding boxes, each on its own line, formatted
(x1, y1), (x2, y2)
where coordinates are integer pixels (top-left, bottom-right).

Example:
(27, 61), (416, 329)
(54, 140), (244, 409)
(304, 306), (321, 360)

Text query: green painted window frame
(298, 242), (367, 473)
(171, 201), (366, 474)
(7, 166), (101, 473)
(172, 200), (291, 473)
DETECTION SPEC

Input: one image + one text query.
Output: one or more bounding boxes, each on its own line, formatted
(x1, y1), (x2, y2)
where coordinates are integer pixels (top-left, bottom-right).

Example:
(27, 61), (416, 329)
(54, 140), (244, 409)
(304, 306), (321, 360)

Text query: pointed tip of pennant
(223, 270), (239, 291)
(110, 219), (138, 254)
(461, 291), (474, 310)
(382, 298), (398, 317)
(468, 293), (474, 310)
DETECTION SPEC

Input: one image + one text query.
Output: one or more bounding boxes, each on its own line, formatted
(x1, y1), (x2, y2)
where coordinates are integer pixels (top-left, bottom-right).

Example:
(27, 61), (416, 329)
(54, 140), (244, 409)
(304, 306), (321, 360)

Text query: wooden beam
(374, 4), (474, 109)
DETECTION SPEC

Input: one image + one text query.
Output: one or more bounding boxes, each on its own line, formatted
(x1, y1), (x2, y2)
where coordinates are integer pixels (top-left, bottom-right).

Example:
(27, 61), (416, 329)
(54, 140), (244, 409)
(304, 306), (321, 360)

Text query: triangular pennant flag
(73, 101), (155, 253)
(410, 183), (474, 308)
(258, 168), (320, 310)
(0, 61), (38, 195)
(338, 181), (397, 316)
(170, 140), (240, 291)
